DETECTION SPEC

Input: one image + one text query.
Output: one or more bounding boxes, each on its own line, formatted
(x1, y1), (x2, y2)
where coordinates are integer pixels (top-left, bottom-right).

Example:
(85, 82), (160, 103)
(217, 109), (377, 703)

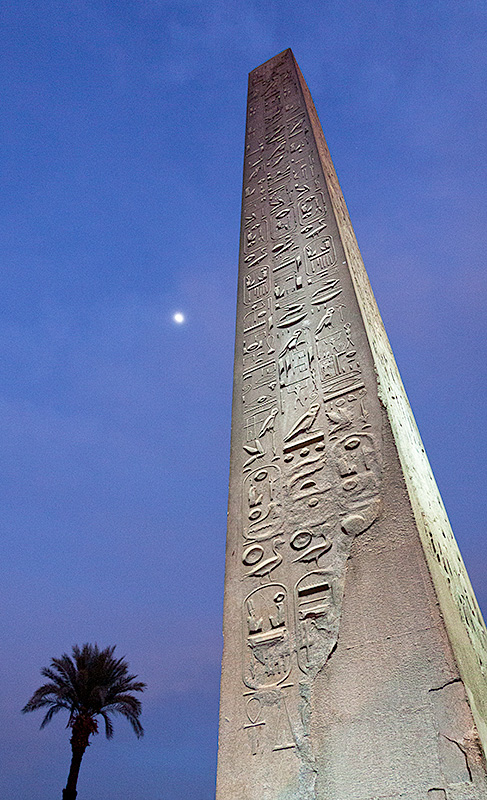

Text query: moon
(173, 312), (185, 324)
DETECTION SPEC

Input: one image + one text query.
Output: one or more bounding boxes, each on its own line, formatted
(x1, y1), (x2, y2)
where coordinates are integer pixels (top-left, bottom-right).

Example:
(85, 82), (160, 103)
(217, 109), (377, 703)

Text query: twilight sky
(1, 2), (486, 798)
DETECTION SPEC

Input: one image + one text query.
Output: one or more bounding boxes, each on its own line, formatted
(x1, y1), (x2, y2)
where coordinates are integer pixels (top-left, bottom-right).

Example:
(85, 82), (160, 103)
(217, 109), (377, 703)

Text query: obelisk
(216, 49), (487, 800)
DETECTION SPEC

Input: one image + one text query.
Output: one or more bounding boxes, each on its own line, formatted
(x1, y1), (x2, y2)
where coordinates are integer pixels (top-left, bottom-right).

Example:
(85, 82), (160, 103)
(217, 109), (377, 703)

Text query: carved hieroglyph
(216, 50), (487, 800)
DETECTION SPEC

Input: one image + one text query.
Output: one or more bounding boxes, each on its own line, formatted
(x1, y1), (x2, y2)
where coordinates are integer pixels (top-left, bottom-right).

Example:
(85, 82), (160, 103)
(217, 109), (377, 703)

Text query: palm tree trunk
(62, 744), (86, 800)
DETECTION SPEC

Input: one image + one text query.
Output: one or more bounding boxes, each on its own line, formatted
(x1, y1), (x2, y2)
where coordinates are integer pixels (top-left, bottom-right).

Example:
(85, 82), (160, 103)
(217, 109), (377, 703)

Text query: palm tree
(22, 643), (146, 800)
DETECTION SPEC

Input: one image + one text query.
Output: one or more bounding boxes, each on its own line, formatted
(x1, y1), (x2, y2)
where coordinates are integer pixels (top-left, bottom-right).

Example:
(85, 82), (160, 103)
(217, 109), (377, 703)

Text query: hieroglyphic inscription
(236, 50), (384, 769)
(243, 584), (291, 688)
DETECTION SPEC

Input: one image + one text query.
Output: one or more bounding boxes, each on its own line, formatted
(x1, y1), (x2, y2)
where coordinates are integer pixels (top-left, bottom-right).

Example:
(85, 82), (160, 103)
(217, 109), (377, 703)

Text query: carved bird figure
(279, 329), (303, 358)
(315, 307), (334, 334)
(283, 403), (320, 442)
(258, 407), (279, 459)
(292, 537), (332, 566)
(244, 538), (284, 580)
(325, 403), (353, 433)
(258, 407), (278, 438)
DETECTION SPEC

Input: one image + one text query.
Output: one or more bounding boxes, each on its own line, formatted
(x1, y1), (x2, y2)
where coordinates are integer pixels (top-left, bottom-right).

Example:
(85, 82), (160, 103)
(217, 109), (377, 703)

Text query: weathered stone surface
(216, 49), (487, 800)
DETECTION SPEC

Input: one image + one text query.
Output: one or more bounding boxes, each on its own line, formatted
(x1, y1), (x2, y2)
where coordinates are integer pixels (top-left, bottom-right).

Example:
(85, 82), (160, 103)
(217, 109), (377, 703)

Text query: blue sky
(1, 1), (486, 798)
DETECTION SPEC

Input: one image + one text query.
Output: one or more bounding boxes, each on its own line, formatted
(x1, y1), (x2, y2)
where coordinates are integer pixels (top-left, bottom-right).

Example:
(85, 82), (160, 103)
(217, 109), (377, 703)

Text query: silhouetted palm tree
(22, 643), (146, 800)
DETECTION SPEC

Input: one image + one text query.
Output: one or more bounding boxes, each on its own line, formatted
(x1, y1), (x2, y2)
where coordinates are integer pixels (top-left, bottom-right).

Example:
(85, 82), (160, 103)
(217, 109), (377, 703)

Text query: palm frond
(109, 694), (143, 715)
(107, 704), (145, 738)
(128, 715), (144, 739)
(100, 710), (114, 740)
(40, 703), (68, 729)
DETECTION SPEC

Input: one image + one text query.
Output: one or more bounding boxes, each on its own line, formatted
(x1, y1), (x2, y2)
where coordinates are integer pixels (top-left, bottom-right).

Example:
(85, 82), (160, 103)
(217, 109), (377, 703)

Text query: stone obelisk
(216, 49), (487, 800)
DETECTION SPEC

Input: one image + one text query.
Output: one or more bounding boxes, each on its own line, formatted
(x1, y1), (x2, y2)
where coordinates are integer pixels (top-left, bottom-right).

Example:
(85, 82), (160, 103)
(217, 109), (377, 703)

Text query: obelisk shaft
(216, 49), (487, 800)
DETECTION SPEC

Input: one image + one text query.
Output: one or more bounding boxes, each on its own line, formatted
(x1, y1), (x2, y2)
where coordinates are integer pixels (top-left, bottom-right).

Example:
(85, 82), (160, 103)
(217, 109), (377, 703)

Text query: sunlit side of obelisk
(216, 49), (487, 800)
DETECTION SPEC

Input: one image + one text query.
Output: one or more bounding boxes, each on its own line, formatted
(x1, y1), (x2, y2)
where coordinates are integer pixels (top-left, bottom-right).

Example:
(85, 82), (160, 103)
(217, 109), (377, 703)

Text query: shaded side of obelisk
(216, 49), (487, 800)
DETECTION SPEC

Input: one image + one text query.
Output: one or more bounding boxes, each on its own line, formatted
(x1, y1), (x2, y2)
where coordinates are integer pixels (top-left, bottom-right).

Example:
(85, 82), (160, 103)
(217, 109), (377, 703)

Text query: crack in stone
(429, 677), (462, 692)
(442, 734), (473, 783)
